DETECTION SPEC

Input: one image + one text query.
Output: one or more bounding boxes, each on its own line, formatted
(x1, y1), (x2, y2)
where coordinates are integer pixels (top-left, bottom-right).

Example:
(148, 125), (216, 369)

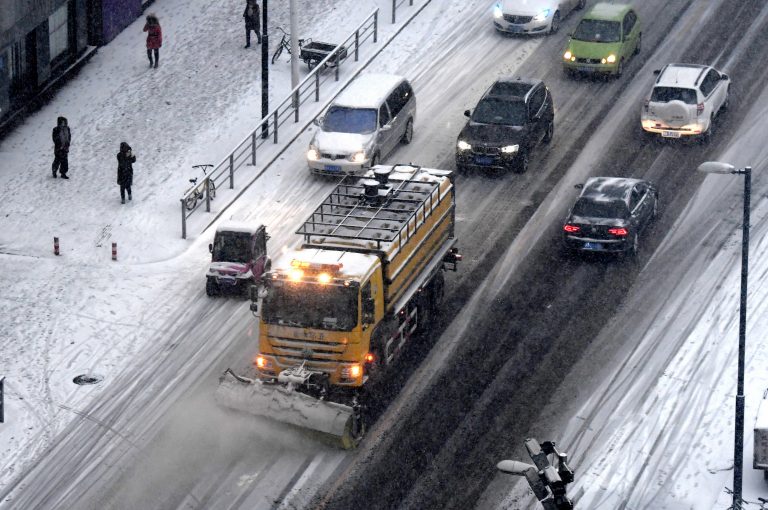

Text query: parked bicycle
(184, 164), (216, 210)
(271, 26), (310, 64)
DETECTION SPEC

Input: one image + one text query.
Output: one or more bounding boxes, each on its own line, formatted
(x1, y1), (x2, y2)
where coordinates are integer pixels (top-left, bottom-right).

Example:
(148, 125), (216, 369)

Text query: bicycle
(184, 164), (216, 210)
(271, 26), (309, 64)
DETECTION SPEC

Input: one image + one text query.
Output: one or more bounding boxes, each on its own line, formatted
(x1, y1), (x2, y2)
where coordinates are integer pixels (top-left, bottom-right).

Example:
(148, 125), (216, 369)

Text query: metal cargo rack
(296, 166), (449, 252)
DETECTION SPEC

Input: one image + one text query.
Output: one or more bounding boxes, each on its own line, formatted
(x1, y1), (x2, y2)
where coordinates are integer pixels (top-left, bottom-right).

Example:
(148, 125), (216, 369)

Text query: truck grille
(503, 14), (532, 24)
(576, 58), (602, 65)
(270, 336), (346, 364)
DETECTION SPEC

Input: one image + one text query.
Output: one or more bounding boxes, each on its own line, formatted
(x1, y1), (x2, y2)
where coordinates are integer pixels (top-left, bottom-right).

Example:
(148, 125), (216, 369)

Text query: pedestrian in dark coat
(117, 142), (136, 204)
(51, 116), (71, 179)
(143, 14), (162, 68)
(243, 0), (261, 48)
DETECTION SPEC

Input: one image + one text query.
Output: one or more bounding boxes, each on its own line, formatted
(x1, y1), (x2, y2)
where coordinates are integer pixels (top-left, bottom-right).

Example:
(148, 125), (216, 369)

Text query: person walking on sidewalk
(243, 0), (261, 48)
(143, 14), (162, 68)
(117, 142), (136, 204)
(51, 116), (71, 179)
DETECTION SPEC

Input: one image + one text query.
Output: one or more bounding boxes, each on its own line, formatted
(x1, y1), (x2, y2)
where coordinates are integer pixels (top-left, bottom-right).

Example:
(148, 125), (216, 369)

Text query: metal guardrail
(392, 0), (415, 23)
(180, 9), (380, 239)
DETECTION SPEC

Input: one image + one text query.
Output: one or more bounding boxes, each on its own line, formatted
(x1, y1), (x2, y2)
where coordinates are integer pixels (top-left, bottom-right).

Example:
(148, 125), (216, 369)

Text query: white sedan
(493, 0), (586, 35)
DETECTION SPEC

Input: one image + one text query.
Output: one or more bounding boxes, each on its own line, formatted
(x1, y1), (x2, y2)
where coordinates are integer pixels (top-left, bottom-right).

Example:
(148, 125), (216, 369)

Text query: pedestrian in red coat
(143, 14), (162, 68)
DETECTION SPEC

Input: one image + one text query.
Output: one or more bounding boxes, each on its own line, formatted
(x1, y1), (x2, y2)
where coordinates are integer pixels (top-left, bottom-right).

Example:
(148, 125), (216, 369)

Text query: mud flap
(215, 369), (359, 445)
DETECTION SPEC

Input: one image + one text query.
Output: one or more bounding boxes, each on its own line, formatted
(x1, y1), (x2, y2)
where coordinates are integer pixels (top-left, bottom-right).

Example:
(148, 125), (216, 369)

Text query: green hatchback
(562, 3), (641, 77)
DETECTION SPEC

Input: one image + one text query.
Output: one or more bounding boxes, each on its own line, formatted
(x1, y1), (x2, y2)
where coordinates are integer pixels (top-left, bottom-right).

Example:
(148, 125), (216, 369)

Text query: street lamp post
(697, 161), (752, 510)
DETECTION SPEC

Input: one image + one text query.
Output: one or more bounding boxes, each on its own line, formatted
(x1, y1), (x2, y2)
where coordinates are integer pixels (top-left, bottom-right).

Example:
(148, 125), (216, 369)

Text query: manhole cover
(73, 374), (103, 385)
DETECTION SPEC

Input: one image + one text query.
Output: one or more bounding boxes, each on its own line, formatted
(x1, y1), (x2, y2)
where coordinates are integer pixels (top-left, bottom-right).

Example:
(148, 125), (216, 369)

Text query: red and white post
(53, 237), (60, 256)
(111, 242), (117, 261)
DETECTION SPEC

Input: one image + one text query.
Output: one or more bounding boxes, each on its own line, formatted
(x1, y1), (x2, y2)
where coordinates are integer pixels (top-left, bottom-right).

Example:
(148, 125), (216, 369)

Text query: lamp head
(697, 161), (735, 174)
(497, 460), (536, 475)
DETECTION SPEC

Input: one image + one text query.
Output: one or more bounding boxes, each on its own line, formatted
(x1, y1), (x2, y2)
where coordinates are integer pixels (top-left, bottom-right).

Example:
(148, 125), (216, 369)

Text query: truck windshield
(212, 232), (253, 263)
(262, 281), (358, 331)
(322, 106), (377, 134)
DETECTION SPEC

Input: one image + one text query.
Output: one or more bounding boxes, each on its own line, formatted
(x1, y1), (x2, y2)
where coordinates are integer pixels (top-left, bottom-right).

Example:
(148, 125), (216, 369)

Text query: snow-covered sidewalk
(0, 0), (424, 493)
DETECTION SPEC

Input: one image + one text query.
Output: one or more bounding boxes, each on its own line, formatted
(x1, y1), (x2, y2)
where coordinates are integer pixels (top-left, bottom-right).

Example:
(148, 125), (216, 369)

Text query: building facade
(0, 0), (145, 134)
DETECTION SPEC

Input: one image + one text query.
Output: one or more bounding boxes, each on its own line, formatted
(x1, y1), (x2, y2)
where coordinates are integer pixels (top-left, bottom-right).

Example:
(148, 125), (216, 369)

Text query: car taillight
(696, 102), (705, 116)
(563, 224), (580, 233)
(608, 227), (628, 236)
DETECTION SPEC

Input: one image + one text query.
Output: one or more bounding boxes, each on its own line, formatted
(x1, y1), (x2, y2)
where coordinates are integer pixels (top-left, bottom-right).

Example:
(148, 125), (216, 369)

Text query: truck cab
(206, 222), (270, 296)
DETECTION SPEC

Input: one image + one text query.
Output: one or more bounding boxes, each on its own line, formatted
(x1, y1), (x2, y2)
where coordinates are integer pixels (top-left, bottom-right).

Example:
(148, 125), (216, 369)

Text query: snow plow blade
(215, 369), (362, 448)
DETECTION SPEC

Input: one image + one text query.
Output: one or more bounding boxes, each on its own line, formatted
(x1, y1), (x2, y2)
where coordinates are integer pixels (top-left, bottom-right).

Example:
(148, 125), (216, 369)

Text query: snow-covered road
(2, 0), (768, 508)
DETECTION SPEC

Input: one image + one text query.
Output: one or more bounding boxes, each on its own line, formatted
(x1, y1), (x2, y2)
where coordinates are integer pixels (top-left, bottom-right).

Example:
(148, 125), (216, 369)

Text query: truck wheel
(418, 271), (445, 333)
(206, 278), (219, 297)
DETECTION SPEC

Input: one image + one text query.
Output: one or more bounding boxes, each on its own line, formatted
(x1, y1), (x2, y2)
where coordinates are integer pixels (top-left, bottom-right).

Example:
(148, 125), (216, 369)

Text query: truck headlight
(457, 140), (471, 151)
(255, 355), (274, 370)
(307, 147), (319, 161)
(603, 54), (617, 64)
(349, 151), (366, 163)
(341, 363), (362, 379)
(563, 50), (573, 61)
(532, 9), (550, 22)
(501, 144), (519, 154)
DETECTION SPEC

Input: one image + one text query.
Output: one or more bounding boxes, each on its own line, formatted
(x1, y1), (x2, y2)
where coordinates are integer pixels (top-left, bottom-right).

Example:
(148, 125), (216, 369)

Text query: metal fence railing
(180, 9), (380, 239)
(392, 0), (415, 23)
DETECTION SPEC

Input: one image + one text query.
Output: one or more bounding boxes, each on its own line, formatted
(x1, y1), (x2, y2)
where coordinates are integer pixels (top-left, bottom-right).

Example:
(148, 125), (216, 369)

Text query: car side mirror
(721, 74), (729, 80)
(464, 109), (471, 118)
(208, 243), (213, 253)
(574, 183), (584, 189)
(653, 69), (661, 75)
(380, 124), (392, 132)
(313, 117), (322, 126)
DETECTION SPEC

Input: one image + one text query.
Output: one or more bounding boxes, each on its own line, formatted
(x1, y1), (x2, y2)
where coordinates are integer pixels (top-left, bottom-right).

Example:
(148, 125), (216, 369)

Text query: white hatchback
(493, 0), (586, 35)
(641, 63), (730, 141)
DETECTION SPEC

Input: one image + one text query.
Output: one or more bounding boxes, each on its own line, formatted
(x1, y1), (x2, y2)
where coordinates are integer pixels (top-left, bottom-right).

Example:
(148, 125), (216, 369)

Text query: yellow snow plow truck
(216, 164), (461, 448)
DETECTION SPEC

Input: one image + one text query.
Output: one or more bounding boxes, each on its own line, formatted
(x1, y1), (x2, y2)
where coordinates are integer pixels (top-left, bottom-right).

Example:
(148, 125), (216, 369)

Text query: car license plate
(324, 164), (342, 172)
(220, 276), (237, 286)
(577, 66), (594, 73)
(583, 242), (603, 251)
(661, 130), (681, 138)
(474, 156), (494, 165)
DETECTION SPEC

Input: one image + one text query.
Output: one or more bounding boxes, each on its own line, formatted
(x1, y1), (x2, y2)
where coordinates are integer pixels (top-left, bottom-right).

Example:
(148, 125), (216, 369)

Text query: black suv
(456, 77), (554, 173)
(562, 177), (659, 256)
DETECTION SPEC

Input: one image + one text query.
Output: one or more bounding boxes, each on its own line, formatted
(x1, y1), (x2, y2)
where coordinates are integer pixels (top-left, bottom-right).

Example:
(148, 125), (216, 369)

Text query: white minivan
(307, 73), (416, 176)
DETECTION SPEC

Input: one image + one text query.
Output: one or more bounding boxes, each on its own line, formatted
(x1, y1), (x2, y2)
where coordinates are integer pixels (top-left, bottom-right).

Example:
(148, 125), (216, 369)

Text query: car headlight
(603, 54), (617, 64)
(307, 147), (319, 161)
(457, 140), (472, 151)
(493, 4), (503, 18)
(501, 144), (519, 154)
(349, 151), (366, 163)
(563, 50), (573, 61)
(532, 9), (550, 22)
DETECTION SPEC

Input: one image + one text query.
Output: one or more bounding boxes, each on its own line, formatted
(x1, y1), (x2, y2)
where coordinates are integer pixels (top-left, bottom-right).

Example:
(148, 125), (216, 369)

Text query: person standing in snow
(51, 116), (71, 179)
(143, 14), (162, 68)
(117, 142), (136, 204)
(243, 0), (261, 48)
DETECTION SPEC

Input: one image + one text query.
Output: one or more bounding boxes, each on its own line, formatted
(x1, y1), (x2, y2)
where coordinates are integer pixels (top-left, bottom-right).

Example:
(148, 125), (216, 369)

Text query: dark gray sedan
(562, 177), (658, 256)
